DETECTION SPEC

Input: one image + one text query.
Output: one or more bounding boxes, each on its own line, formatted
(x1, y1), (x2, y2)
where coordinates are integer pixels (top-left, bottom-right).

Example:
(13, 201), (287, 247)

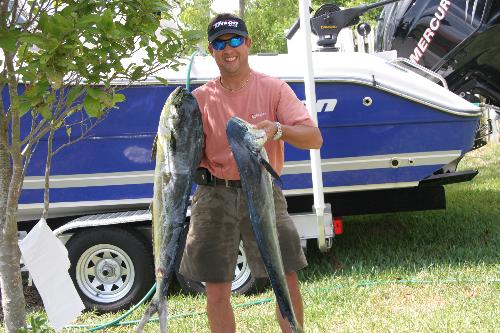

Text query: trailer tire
(175, 241), (267, 295)
(66, 227), (153, 312)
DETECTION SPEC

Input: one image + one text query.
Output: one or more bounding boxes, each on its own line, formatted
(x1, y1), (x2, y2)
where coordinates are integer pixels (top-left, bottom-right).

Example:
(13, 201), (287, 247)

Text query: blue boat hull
(13, 80), (479, 219)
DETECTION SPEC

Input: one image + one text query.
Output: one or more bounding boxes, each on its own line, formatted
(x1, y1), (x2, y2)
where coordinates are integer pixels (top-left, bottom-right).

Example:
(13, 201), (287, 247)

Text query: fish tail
(158, 296), (168, 333)
(135, 299), (158, 332)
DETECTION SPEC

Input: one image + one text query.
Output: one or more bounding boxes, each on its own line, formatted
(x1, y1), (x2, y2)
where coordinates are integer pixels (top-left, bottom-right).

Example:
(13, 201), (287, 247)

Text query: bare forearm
(281, 124), (323, 150)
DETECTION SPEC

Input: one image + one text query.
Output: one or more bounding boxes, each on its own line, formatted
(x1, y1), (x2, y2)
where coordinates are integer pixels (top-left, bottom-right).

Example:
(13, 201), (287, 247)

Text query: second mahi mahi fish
(136, 87), (203, 333)
(226, 116), (304, 333)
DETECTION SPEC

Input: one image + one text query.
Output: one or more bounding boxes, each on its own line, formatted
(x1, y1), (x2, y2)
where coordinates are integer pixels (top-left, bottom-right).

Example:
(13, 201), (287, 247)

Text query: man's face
(208, 33), (252, 76)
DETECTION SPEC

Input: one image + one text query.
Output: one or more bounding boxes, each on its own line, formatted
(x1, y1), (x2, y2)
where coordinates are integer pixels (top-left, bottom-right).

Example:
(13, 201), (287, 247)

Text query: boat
(17, 51), (482, 221)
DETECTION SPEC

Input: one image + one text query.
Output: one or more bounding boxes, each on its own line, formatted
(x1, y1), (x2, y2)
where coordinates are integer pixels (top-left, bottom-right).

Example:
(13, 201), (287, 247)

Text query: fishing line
(186, 49), (208, 92)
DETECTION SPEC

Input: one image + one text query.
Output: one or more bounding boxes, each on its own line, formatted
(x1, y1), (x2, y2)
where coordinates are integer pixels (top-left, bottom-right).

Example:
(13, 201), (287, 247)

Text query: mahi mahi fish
(226, 116), (304, 333)
(136, 87), (203, 333)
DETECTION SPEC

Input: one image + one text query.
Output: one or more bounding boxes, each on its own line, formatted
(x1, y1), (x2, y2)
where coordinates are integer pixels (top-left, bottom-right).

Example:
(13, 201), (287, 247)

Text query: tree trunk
(239, 0), (245, 19)
(0, 146), (26, 332)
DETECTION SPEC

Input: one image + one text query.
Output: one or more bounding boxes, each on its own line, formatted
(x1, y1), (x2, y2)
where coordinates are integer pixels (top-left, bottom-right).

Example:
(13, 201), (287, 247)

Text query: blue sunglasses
(211, 36), (245, 51)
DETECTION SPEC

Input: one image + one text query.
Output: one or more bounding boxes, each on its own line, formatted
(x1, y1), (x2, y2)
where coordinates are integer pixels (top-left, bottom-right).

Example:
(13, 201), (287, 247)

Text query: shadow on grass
(300, 185), (499, 282)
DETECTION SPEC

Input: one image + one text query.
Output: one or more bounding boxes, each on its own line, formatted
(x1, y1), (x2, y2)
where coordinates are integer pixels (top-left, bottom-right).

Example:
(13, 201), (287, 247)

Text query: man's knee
(285, 272), (303, 300)
(285, 272), (299, 287)
(206, 281), (232, 304)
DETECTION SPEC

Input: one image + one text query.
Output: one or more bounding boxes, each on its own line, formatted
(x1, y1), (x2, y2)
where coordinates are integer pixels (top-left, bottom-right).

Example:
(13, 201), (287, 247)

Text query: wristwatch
(272, 122), (282, 140)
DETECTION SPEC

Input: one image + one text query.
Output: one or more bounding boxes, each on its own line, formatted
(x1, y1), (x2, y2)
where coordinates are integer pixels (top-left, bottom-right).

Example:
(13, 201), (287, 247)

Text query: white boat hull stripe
(22, 150), (460, 189)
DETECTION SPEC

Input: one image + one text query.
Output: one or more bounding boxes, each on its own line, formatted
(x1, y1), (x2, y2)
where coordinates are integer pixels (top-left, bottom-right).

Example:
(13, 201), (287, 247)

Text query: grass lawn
(4, 144), (500, 332)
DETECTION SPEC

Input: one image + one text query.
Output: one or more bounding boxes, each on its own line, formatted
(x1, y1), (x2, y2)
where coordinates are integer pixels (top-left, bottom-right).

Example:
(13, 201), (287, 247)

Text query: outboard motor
(375, 0), (500, 106)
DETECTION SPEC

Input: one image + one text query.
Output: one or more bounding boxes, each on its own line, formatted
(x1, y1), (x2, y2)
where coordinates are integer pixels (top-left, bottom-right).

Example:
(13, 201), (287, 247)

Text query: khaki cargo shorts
(178, 184), (307, 282)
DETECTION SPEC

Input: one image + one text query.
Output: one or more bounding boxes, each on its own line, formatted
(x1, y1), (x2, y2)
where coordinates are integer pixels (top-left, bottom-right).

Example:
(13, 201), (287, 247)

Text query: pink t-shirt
(193, 70), (316, 180)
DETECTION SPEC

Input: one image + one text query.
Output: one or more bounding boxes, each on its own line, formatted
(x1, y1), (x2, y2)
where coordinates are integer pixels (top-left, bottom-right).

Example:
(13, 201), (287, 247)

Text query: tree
(0, 1), (194, 332)
(245, 0), (299, 54)
(178, 0), (213, 54)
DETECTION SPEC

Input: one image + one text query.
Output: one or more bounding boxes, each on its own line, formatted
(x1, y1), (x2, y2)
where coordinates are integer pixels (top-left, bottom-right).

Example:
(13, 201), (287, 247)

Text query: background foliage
(179, 0), (381, 54)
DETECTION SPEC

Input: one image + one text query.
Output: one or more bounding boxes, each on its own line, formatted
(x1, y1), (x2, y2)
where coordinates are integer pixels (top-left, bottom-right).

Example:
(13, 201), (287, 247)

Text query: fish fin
(170, 133), (176, 151)
(151, 134), (158, 161)
(259, 157), (283, 187)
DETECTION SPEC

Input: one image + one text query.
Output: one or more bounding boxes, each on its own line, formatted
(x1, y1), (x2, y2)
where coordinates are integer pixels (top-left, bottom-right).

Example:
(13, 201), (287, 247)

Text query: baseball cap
(207, 17), (249, 43)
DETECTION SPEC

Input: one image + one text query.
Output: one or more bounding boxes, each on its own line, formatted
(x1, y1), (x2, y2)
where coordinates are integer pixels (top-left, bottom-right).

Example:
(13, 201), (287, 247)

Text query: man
(179, 13), (323, 333)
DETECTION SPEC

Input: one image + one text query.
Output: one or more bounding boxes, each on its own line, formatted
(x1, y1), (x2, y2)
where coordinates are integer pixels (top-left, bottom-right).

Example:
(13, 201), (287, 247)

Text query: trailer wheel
(66, 227), (153, 312)
(175, 241), (267, 295)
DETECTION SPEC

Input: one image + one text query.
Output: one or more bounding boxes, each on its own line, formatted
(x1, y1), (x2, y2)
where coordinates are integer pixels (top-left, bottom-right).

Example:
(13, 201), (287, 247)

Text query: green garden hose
(58, 278), (499, 331)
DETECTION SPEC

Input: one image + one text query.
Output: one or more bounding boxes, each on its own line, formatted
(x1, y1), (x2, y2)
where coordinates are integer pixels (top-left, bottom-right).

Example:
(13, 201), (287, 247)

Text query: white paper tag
(19, 218), (85, 332)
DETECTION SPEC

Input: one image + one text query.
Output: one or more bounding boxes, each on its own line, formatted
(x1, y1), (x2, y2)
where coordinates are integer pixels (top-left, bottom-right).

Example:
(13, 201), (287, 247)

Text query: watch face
(273, 122), (282, 140)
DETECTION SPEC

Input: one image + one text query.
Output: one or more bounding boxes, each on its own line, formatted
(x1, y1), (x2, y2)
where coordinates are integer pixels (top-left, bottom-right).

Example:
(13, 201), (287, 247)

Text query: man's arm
(255, 121), (323, 150)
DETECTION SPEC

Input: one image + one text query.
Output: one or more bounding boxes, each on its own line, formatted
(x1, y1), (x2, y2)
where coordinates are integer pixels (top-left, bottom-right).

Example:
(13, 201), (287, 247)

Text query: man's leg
(206, 281), (235, 333)
(276, 272), (304, 333)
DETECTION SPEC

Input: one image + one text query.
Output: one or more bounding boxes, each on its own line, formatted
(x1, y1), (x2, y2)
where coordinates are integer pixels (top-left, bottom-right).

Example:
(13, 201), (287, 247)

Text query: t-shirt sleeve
(276, 82), (317, 127)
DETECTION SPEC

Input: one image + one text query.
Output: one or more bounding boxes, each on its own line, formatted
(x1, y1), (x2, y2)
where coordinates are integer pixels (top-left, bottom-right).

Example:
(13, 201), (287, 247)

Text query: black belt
(211, 177), (242, 188)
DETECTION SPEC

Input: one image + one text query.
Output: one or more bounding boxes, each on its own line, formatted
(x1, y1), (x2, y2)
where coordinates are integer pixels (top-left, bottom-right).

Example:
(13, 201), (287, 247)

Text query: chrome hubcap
(75, 244), (135, 303)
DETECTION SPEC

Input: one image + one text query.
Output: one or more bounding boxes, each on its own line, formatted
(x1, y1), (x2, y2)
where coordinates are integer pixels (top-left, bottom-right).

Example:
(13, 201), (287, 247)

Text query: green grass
(4, 144), (500, 332)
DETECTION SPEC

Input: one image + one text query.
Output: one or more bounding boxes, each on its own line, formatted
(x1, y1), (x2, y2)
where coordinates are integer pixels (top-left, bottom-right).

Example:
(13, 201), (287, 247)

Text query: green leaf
(154, 76), (169, 85)
(38, 12), (50, 33)
(99, 91), (114, 108)
(37, 103), (52, 120)
(113, 93), (126, 103)
(151, 2), (173, 12)
(83, 94), (101, 118)
(0, 30), (20, 52)
(19, 101), (32, 116)
(43, 13), (74, 36)
(76, 14), (101, 28)
(18, 32), (46, 47)
(87, 87), (113, 107)
(47, 71), (63, 89)
(66, 126), (72, 138)
(98, 9), (115, 33)
(130, 66), (145, 81)
(24, 80), (50, 99)
(66, 86), (83, 104)
(86, 87), (102, 99)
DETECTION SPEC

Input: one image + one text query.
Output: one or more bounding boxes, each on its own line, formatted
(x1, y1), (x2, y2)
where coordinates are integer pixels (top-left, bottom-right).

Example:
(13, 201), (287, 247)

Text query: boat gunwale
(111, 77), (482, 118)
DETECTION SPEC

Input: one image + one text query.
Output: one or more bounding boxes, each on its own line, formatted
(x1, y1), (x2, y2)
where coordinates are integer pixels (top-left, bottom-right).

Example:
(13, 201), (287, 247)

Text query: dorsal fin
(259, 157), (283, 187)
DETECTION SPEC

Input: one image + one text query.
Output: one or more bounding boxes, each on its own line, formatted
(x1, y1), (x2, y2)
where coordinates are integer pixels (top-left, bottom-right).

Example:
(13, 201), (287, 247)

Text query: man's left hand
(254, 120), (278, 141)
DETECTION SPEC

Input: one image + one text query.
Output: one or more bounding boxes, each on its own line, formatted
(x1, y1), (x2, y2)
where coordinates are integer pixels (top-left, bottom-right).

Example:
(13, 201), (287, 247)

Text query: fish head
(226, 117), (267, 156)
(155, 86), (203, 173)
(159, 86), (197, 130)
(157, 86), (202, 146)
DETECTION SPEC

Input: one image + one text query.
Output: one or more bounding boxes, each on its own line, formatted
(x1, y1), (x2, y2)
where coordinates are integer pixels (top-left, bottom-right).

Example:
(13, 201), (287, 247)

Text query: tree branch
(0, 0), (12, 29)
(42, 126), (54, 219)
(52, 116), (107, 156)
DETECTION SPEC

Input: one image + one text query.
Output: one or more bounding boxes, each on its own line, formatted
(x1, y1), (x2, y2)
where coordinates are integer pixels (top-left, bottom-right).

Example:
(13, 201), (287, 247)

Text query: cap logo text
(213, 20), (239, 29)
